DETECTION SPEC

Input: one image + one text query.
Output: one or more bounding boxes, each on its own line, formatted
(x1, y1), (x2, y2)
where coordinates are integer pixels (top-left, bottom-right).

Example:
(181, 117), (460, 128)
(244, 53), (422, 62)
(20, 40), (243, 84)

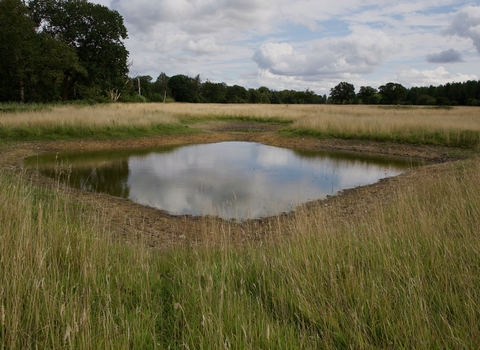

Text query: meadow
(2, 103), (480, 146)
(1, 103), (480, 348)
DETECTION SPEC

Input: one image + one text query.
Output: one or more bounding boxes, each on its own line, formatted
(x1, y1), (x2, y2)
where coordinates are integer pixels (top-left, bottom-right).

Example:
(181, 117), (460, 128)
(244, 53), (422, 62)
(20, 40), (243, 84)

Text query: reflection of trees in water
(74, 160), (130, 198)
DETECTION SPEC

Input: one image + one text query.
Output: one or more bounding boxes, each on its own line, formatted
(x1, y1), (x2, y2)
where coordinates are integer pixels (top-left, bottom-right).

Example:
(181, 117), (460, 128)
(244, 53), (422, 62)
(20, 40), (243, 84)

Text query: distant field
(1, 103), (479, 147)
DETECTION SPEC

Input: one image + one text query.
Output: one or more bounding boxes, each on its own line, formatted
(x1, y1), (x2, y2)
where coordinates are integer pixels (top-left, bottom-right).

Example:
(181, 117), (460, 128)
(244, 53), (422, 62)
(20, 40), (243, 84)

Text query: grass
(1, 103), (479, 147)
(0, 103), (52, 113)
(282, 105), (480, 147)
(0, 104), (198, 141)
(1, 157), (480, 348)
(1, 103), (480, 348)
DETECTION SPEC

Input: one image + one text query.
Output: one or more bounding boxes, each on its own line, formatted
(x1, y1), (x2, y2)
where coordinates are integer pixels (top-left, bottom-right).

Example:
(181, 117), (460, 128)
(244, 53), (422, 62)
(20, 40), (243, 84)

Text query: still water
(24, 142), (416, 220)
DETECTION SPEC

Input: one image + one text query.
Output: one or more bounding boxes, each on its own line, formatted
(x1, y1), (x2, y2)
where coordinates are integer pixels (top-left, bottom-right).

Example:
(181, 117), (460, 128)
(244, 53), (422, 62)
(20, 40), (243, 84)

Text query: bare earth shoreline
(0, 124), (466, 249)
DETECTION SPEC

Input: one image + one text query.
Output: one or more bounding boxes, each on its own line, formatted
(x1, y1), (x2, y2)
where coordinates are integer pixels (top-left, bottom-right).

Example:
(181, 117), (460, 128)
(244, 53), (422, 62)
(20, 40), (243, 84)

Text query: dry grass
(130, 104), (480, 133)
(0, 104), (179, 128)
(290, 105), (480, 135)
(2, 104), (479, 147)
(2, 104), (479, 129)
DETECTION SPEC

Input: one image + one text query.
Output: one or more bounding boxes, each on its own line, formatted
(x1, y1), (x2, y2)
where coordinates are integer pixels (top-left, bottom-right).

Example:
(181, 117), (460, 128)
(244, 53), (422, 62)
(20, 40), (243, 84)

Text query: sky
(91, 0), (480, 95)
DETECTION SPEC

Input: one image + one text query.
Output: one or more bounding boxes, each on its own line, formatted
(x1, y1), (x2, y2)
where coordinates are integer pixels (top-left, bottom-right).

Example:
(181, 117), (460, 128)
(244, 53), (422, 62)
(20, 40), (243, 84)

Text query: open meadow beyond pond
(1, 103), (480, 348)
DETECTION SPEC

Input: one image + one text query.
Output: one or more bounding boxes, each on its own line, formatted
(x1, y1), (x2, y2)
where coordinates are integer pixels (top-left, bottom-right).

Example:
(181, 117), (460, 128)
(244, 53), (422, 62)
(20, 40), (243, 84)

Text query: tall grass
(129, 103), (480, 148)
(0, 170), (159, 348)
(283, 105), (480, 147)
(1, 103), (479, 147)
(0, 104), (193, 141)
(2, 156), (480, 348)
(2, 103), (479, 147)
(2, 103), (480, 348)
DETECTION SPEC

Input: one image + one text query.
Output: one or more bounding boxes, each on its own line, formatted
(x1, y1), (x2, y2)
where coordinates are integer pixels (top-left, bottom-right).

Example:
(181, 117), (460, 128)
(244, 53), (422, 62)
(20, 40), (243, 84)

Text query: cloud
(444, 6), (480, 54)
(186, 38), (223, 55)
(253, 29), (398, 78)
(94, 0), (479, 91)
(394, 66), (478, 87)
(111, 0), (285, 34)
(426, 49), (463, 63)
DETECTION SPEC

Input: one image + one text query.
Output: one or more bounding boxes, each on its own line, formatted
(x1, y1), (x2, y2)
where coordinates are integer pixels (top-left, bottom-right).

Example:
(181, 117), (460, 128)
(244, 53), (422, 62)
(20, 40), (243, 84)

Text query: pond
(24, 141), (417, 220)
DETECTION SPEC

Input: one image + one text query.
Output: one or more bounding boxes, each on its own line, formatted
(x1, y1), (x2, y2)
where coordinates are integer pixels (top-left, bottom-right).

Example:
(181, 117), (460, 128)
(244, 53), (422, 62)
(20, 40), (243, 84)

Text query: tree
(201, 81), (227, 103)
(135, 75), (162, 101)
(416, 95), (436, 105)
(168, 74), (201, 102)
(154, 72), (170, 101)
(28, 0), (129, 100)
(0, 0), (81, 102)
(27, 32), (84, 102)
(0, 0), (38, 101)
(225, 85), (248, 103)
(378, 82), (407, 104)
(357, 86), (378, 104)
(329, 82), (355, 104)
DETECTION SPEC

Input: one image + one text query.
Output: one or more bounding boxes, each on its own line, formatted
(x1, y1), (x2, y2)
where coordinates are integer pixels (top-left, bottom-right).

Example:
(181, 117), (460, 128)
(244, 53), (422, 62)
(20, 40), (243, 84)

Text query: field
(1, 103), (480, 348)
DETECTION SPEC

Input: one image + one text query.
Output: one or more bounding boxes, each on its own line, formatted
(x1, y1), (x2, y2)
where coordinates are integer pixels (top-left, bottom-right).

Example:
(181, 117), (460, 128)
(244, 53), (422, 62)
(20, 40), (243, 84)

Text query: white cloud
(394, 66), (478, 87)
(112, 0), (285, 34)
(186, 38), (224, 55)
(253, 29), (398, 77)
(92, 0), (478, 90)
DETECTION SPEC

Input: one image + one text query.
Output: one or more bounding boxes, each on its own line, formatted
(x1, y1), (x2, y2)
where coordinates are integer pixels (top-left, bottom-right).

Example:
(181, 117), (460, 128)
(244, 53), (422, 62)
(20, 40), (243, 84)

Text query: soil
(0, 121), (471, 250)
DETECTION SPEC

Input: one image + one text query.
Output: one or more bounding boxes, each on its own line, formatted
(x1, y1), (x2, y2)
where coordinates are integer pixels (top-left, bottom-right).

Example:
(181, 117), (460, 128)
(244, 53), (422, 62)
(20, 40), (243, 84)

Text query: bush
(436, 97), (451, 106)
(0, 103), (51, 113)
(416, 95), (436, 105)
(119, 94), (147, 103)
(467, 98), (480, 106)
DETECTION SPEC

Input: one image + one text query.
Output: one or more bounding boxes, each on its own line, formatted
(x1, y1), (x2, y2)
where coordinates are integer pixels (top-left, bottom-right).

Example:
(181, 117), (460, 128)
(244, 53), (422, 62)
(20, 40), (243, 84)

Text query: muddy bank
(0, 126), (469, 249)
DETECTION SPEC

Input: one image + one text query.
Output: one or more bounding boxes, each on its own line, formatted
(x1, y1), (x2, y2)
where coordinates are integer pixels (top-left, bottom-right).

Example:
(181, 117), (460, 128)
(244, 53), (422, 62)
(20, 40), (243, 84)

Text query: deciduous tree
(357, 86), (378, 104)
(28, 0), (129, 100)
(329, 82), (355, 104)
(0, 0), (81, 102)
(379, 82), (407, 104)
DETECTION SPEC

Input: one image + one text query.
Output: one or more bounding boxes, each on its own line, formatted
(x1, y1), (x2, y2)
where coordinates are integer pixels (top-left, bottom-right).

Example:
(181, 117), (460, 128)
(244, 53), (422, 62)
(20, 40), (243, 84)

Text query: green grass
(0, 103), (53, 113)
(0, 123), (199, 142)
(281, 127), (480, 148)
(2, 156), (480, 348)
(180, 114), (293, 125)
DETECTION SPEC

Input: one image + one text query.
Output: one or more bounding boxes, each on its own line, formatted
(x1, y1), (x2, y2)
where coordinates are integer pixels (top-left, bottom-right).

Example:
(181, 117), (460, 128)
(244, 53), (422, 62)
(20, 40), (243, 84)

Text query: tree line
(328, 81), (480, 106)
(1, 0), (479, 106)
(129, 74), (327, 104)
(131, 74), (480, 106)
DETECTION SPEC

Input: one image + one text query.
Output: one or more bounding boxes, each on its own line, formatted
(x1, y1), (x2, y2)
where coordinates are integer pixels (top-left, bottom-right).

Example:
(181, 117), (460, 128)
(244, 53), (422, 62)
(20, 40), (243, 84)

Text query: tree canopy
(329, 82), (355, 104)
(378, 83), (407, 104)
(0, 0), (129, 102)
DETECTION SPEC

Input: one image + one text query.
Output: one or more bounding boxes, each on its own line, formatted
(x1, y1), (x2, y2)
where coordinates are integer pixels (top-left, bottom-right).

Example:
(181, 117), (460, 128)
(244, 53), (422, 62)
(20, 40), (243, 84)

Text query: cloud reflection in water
(126, 142), (408, 219)
(25, 141), (413, 220)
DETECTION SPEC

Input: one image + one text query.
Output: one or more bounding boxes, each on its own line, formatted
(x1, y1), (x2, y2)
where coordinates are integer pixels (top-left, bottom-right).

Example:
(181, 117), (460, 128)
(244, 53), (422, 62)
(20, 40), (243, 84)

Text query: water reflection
(24, 142), (416, 220)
